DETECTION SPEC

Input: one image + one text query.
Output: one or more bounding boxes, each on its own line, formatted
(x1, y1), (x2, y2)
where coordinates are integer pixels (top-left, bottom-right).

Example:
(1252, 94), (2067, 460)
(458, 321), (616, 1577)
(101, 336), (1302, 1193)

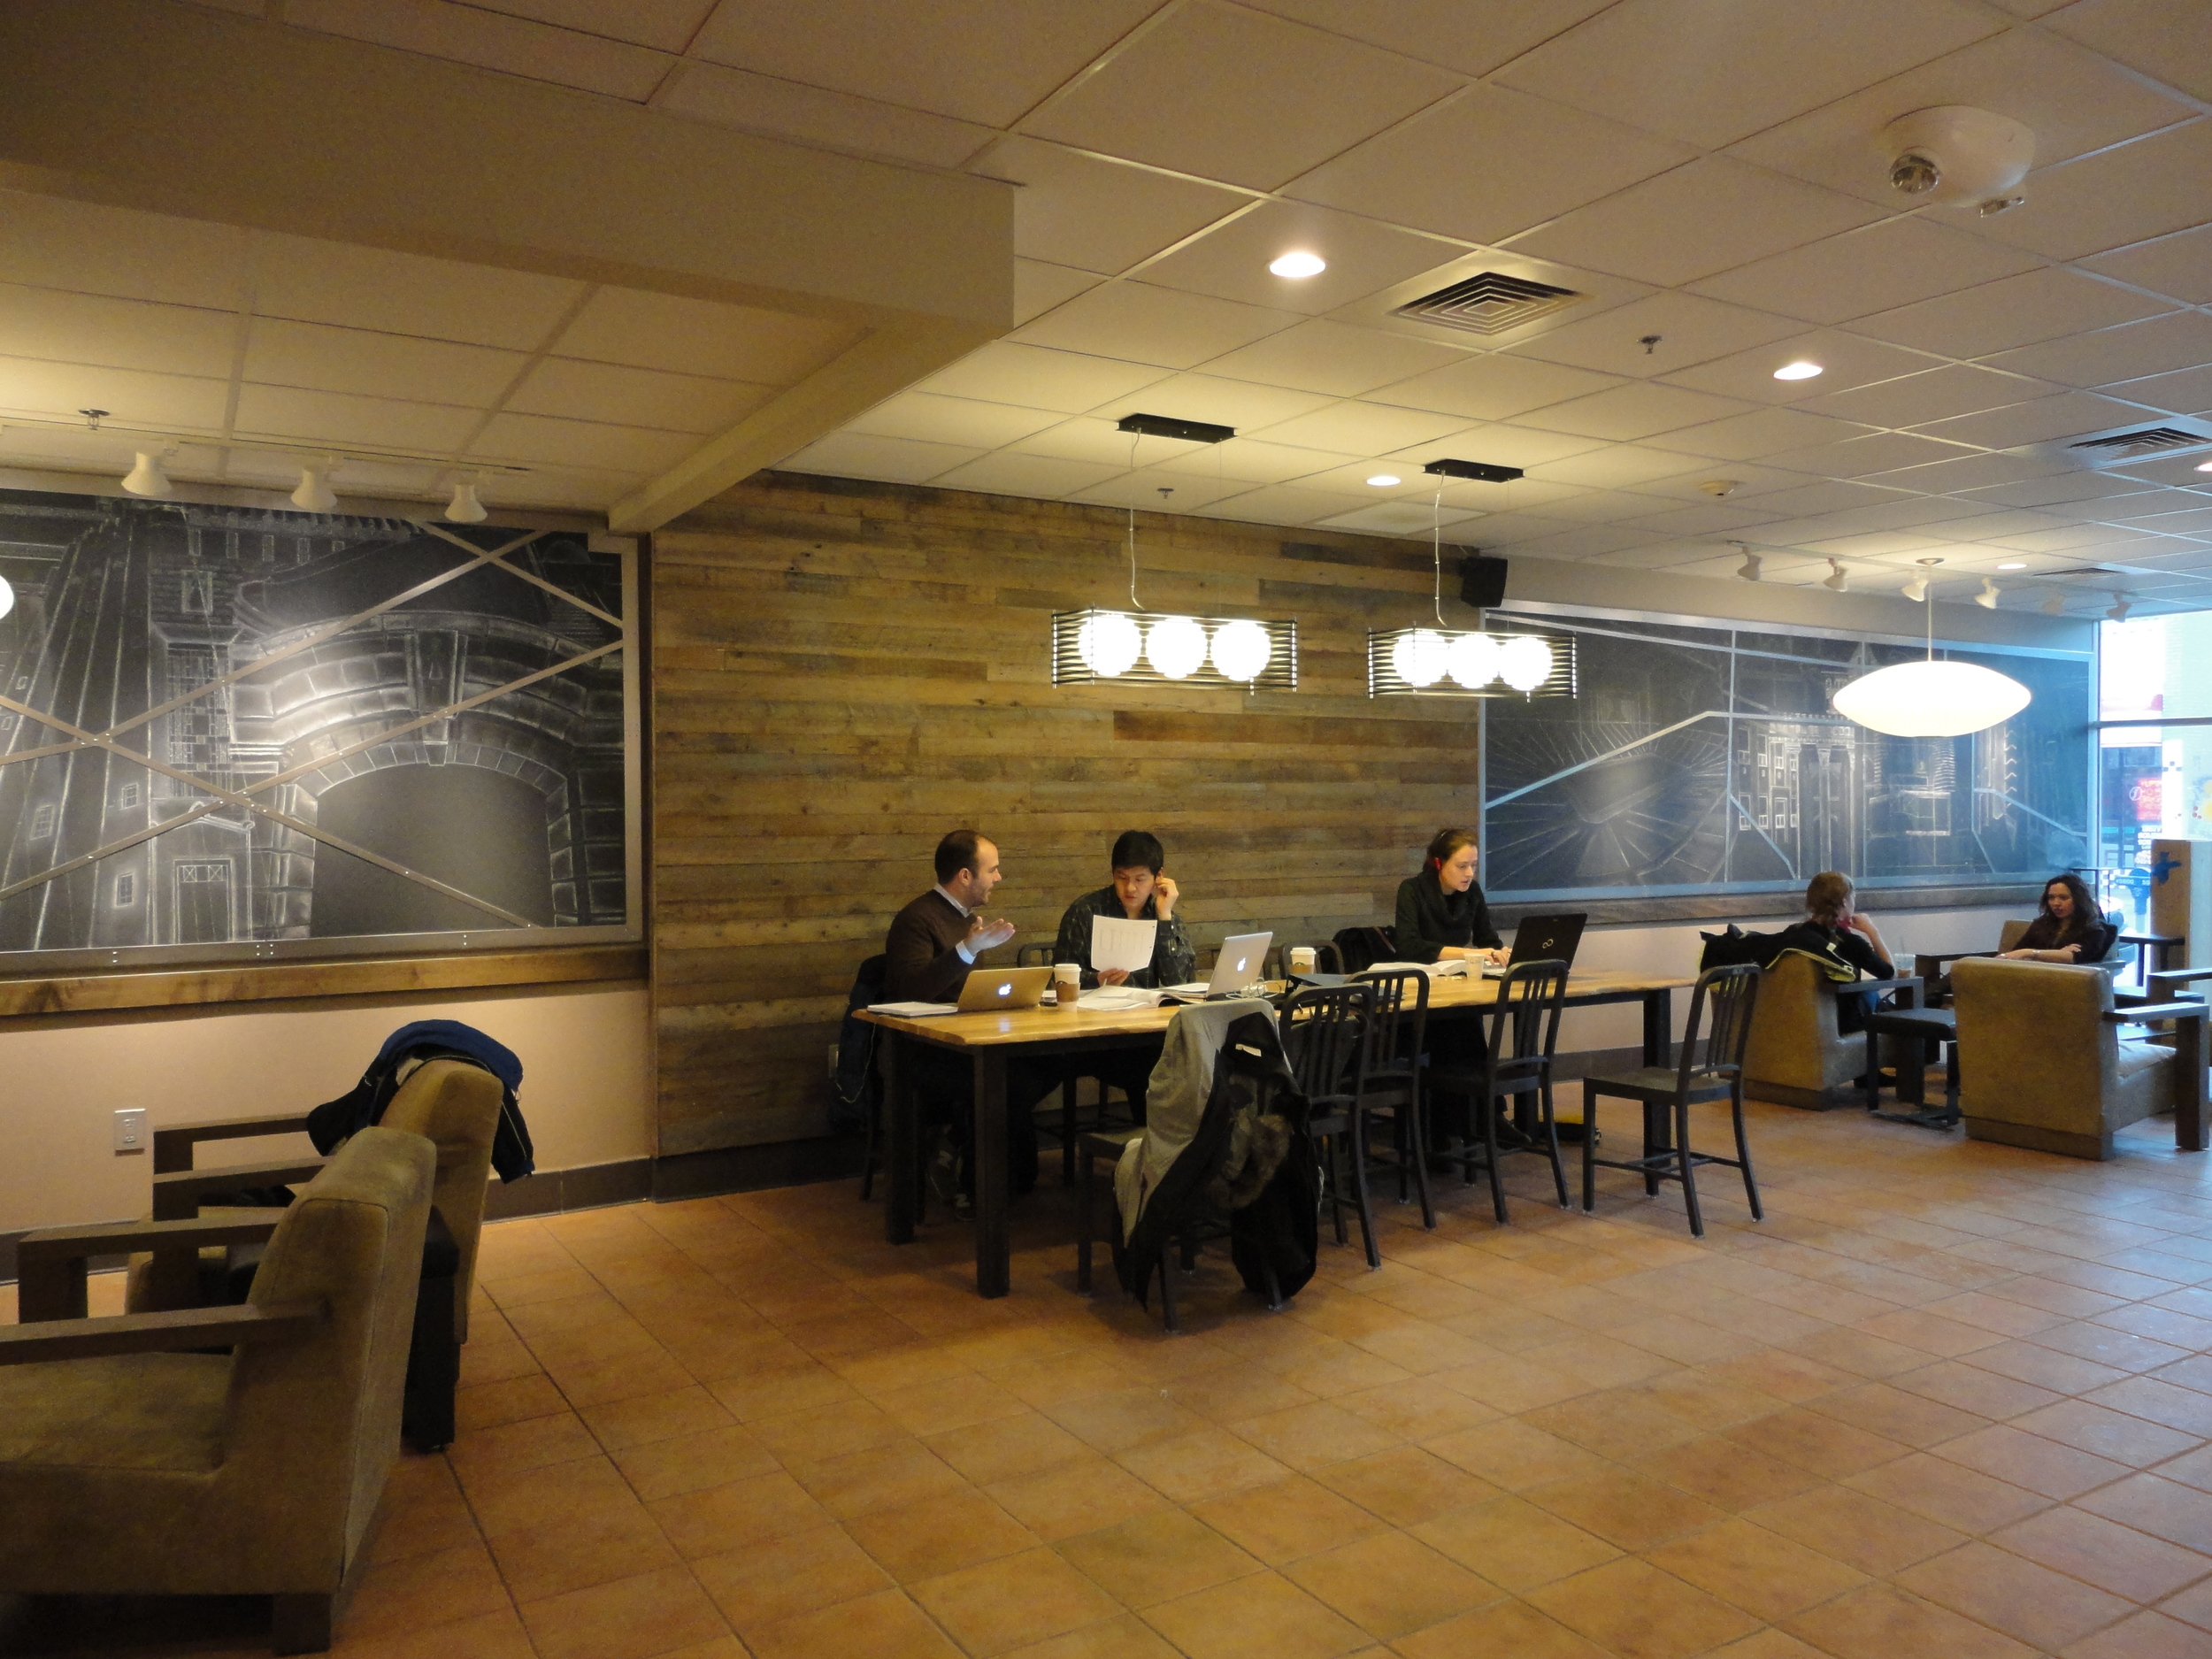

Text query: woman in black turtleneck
(1394, 827), (1506, 966)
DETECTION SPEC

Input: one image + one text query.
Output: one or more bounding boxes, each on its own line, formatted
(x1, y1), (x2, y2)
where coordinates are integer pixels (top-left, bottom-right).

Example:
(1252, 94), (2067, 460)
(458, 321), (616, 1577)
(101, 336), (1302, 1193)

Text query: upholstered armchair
(1741, 954), (1918, 1110)
(0, 1127), (435, 1655)
(1952, 956), (2205, 1159)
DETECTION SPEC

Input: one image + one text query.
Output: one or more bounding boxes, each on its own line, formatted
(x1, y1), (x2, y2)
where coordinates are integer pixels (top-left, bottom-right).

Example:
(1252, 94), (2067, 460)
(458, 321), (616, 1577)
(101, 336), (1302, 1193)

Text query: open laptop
(1481, 912), (1587, 979)
(1164, 931), (1274, 1000)
(955, 965), (1054, 1012)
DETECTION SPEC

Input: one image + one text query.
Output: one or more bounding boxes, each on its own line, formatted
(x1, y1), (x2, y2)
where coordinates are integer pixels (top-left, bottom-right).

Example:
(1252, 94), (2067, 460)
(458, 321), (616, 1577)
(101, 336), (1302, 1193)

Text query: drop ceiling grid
(76, 2), (2212, 604)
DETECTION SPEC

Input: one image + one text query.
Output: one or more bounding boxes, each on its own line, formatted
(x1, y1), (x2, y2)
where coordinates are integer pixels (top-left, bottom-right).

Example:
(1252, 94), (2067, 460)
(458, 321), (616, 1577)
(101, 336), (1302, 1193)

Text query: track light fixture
(120, 450), (173, 498)
(1733, 543), (1761, 582)
(2040, 592), (2066, 616)
(290, 462), (337, 513)
(1975, 578), (2000, 610)
(2108, 597), (2133, 622)
(445, 477), (488, 523)
(1823, 559), (1849, 593)
(1901, 557), (1940, 603)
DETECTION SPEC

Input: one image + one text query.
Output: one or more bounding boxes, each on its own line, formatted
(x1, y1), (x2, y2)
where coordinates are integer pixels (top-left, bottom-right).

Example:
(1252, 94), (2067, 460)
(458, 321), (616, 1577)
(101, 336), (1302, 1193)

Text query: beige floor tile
(1642, 1516), (1867, 1621)
(689, 1525), (892, 1633)
(988, 1456), (1175, 1541)
(1992, 1503), (2212, 1601)
(1280, 1529), (1494, 1640)
(1934, 1424), (2133, 1500)
(1896, 1540), (2136, 1651)
(1190, 1474), (1389, 1566)
(788, 1436), (968, 1520)
(929, 1410), (1094, 1484)
(646, 1469), (833, 1559)
(1411, 1492), (1619, 1591)
(515, 1563), (730, 1659)
(1329, 1376), (1499, 1440)
(744, 1586), (965, 1659)
(1390, 1594), (1605, 1658)
(1629, 1432), (1823, 1512)
(580, 1385), (736, 1452)
(1524, 1556), (1762, 1659)
(846, 1486), (1044, 1583)
(610, 1425), (780, 1502)
(1000, 1611), (1188, 1659)
(876, 1372), (1034, 1436)
(1137, 1570), (1371, 1659)
(1523, 1468), (1727, 1552)
(485, 1497), (681, 1603)
(1722, 1406), (1910, 1479)
(2062, 1609), (2212, 1659)
(343, 1540), (515, 1641)
(1230, 1400), (1402, 1471)
(911, 1545), (1125, 1656)
(1744, 1482), (1968, 1575)
(1057, 1508), (1263, 1608)
(1424, 1419), (1609, 1493)
(1307, 1444), (1493, 1527)
(1781, 1580), (2041, 1659)
(1114, 1427), (1292, 1505)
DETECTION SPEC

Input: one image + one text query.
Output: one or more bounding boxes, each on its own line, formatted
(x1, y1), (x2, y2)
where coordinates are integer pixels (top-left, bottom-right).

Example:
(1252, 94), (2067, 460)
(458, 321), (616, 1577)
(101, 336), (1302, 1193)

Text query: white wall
(1, 982), (650, 1233)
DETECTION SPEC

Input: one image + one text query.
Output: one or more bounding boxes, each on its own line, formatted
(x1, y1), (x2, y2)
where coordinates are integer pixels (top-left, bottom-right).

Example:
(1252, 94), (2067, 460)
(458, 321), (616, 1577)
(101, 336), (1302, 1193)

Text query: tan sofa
(1952, 956), (2179, 1159)
(1742, 952), (1870, 1110)
(0, 1126), (434, 1653)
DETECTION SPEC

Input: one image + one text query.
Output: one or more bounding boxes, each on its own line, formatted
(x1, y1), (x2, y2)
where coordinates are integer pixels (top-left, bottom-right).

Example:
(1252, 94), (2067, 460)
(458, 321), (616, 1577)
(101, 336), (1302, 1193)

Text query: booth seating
(1952, 956), (2198, 1159)
(0, 1128), (435, 1655)
(1741, 955), (1920, 1110)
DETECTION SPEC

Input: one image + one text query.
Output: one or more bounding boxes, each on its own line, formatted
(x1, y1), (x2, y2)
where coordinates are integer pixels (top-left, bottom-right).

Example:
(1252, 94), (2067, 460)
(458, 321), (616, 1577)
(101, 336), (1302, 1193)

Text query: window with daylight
(2096, 612), (2212, 932)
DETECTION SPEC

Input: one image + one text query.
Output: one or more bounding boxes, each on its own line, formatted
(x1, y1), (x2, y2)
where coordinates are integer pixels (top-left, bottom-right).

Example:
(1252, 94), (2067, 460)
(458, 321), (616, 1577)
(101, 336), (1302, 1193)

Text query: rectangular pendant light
(1367, 624), (1575, 698)
(1052, 609), (1297, 689)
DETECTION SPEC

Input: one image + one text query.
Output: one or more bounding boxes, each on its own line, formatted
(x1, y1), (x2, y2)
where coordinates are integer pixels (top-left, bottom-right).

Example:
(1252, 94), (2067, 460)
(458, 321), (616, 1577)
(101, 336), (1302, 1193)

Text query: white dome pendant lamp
(1831, 572), (2029, 738)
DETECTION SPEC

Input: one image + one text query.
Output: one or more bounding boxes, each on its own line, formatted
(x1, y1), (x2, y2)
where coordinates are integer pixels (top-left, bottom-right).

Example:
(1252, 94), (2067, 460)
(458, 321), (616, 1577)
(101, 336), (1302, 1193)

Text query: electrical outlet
(113, 1108), (149, 1153)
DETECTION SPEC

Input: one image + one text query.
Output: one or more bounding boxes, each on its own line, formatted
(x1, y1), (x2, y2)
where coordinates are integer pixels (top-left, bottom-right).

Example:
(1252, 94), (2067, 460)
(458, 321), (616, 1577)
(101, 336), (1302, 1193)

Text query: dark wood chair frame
(1351, 967), (1434, 1230)
(1286, 982), (1383, 1268)
(1429, 961), (1571, 1226)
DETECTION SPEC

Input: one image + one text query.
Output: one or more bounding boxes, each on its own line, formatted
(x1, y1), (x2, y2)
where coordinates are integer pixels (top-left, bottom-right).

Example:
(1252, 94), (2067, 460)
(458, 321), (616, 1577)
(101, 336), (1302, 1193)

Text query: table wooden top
(857, 967), (1696, 1049)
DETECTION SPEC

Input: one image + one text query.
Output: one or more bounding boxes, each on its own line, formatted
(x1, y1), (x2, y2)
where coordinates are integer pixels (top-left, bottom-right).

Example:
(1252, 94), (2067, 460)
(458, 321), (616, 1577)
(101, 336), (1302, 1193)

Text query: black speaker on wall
(1459, 553), (1509, 610)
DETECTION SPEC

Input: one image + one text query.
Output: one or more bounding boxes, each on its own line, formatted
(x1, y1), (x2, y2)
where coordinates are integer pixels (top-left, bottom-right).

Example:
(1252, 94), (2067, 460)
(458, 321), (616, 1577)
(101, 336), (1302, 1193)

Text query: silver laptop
(955, 966), (1053, 1012)
(1166, 932), (1273, 999)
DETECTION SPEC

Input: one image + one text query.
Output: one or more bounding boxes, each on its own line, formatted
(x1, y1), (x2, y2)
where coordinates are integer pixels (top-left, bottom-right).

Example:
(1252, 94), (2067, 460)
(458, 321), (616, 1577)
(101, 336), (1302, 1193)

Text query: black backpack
(1332, 925), (1398, 973)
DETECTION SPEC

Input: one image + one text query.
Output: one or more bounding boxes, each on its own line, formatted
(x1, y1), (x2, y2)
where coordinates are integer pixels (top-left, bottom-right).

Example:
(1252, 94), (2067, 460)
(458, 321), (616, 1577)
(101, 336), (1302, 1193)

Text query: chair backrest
(1678, 963), (1761, 1090)
(1356, 967), (1429, 1078)
(1953, 956), (2120, 1115)
(1017, 942), (1053, 967)
(1485, 959), (1568, 1081)
(1999, 918), (2032, 951)
(1284, 982), (1373, 1108)
(226, 1125), (434, 1583)
(379, 1058), (502, 1343)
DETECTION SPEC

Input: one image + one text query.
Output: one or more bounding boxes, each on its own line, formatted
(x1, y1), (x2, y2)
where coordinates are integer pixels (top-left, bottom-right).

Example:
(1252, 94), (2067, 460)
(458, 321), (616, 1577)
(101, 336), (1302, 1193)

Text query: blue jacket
(307, 1019), (535, 1183)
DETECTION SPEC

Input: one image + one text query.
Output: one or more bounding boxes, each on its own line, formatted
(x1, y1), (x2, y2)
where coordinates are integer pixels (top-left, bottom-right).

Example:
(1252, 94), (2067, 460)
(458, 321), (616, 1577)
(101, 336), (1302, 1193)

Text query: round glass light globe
(1832, 659), (2030, 736)
(1076, 611), (1141, 678)
(1392, 629), (1448, 688)
(1146, 614), (1208, 680)
(1210, 618), (1271, 681)
(1446, 632), (1500, 689)
(0, 575), (14, 622)
(1498, 635), (1554, 692)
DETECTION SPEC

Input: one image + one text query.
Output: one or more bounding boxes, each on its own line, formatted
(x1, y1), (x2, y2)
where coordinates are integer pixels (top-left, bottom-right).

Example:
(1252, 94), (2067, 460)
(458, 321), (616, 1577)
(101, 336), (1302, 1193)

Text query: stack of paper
(867, 1001), (958, 1018)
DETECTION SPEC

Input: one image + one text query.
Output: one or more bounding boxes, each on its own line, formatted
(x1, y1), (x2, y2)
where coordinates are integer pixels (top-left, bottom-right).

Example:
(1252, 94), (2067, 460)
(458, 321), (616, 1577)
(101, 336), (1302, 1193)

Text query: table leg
(2177, 1015), (2207, 1155)
(973, 1049), (1010, 1298)
(1642, 988), (1672, 1069)
(881, 1035), (916, 1246)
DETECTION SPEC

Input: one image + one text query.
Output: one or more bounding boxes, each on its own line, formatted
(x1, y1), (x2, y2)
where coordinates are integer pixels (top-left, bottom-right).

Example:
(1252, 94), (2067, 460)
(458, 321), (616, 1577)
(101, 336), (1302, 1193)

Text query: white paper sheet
(1090, 915), (1158, 975)
(1363, 959), (1471, 978)
(1078, 987), (1162, 1010)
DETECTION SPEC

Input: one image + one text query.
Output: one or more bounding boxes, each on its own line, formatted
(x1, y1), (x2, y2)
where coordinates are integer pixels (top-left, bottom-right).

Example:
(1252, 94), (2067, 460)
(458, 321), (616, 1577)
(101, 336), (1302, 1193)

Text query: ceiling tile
(1156, 435), (1359, 483)
(1617, 501), (1786, 536)
(504, 357), (773, 433)
(1065, 467), (1256, 512)
(2101, 364), (2212, 417)
(1506, 158), (1883, 288)
(846, 391), (1066, 450)
(1803, 365), (2054, 428)
(242, 318), (526, 405)
(1365, 354), (1624, 421)
(1513, 523), (1659, 557)
(1093, 373), (1335, 432)
(1861, 450), (2073, 494)
(1133, 204), (1459, 317)
(469, 411), (698, 471)
(0, 357), (229, 432)
(1284, 85), (1694, 245)
(1633, 460), (1839, 499)
(0, 191), (251, 311)
(1494, 0), (2000, 150)
(691, 0), (1164, 127)
(1007, 416), (1235, 468)
(2045, 0), (2212, 102)
(1012, 260), (1103, 326)
(1850, 267), (2176, 358)
(1745, 480), (1923, 518)
(1191, 480), (1375, 526)
(969, 138), (1251, 277)
(1020, 1), (1462, 191)
(1525, 444), (1722, 488)
(1402, 425), (1604, 470)
(1965, 119), (2212, 262)
(1760, 430), (1979, 477)
(234, 384), (481, 451)
(780, 431), (989, 484)
(1314, 498), (1487, 537)
(915, 342), (1170, 412)
(1244, 402), (1472, 454)
(1509, 293), (1801, 380)
(1659, 331), (1943, 405)
(929, 452), (1129, 497)
(1724, 25), (2196, 211)
(0, 286), (235, 380)
(1200, 320), (1467, 397)
(2084, 226), (2212, 306)
(1516, 381), (1761, 442)
(283, 0), (672, 100)
(1983, 311), (2212, 389)
(250, 233), (587, 350)
(552, 290), (856, 381)
(1913, 392), (2163, 449)
(1239, 0), (1617, 77)
(1687, 216), (2044, 326)
(468, 0), (715, 50)
(657, 60), (995, 168)
(1010, 281), (1300, 370)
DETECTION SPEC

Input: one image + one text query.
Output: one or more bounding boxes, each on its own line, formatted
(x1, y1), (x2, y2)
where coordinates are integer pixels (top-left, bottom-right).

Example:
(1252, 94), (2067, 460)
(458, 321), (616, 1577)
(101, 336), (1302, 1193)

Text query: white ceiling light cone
(2108, 598), (2133, 622)
(121, 450), (172, 497)
(1902, 574), (1929, 602)
(1736, 549), (1761, 582)
(445, 478), (488, 523)
(290, 463), (337, 513)
(1975, 579), (2000, 610)
(2040, 593), (2066, 616)
(1823, 559), (1849, 593)
(1833, 660), (2029, 736)
(1209, 618), (1271, 681)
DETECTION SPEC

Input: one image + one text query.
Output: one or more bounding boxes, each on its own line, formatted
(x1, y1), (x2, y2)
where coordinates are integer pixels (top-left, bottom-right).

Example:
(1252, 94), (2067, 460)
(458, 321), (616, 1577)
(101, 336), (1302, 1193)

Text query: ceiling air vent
(1393, 272), (1586, 336)
(2068, 426), (2210, 460)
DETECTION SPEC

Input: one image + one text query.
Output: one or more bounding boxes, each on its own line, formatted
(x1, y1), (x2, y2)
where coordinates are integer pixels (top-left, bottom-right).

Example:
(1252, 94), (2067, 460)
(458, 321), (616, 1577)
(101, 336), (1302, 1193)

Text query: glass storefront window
(2095, 612), (2212, 932)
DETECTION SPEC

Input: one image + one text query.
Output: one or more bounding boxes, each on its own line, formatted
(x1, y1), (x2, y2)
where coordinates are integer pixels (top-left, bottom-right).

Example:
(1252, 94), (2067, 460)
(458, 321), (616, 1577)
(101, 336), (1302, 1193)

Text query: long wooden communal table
(858, 967), (1697, 1299)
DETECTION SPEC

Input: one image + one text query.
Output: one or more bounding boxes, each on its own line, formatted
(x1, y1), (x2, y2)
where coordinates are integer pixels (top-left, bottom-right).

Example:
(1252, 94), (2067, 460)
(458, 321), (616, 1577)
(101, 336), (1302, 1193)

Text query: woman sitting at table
(1999, 872), (2113, 964)
(1394, 827), (1507, 967)
(1788, 871), (1893, 1036)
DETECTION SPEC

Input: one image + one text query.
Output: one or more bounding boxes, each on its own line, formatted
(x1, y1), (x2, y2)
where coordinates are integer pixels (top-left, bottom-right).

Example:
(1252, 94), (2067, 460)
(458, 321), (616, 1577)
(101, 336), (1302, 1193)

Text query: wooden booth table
(859, 968), (1695, 1299)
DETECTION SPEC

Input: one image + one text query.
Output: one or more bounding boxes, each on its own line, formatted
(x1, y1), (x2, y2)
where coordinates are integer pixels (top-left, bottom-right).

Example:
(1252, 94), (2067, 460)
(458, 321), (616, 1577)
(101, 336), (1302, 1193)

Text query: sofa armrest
(151, 1113), (316, 1174)
(2105, 1002), (2212, 1025)
(0, 1300), (323, 1365)
(14, 1216), (286, 1322)
(150, 1162), (326, 1221)
(2148, 967), (2212, 1002)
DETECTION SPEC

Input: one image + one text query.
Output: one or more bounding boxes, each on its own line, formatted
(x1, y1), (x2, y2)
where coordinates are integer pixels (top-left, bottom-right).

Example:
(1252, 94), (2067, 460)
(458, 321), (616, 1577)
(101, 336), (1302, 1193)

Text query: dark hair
(1110, 829), (1164, 873)
(2039, 872), (2101, 941)
(933, 829), (987, 885)
(1425, 826), (1476, 871)
(1805, 871), (1855, 928)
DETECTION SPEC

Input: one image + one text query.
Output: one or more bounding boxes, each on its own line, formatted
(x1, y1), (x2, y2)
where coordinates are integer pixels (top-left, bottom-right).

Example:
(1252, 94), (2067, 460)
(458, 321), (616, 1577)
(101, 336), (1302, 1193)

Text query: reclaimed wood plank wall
(650, 471), (1492, 1156)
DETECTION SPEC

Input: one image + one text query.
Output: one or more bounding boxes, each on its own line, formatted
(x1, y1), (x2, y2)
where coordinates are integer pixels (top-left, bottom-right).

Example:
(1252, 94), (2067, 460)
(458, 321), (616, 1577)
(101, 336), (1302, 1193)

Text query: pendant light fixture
(445, 476), (488, 523)
(120, 450), (173, 497)
(1367, 485), (1573, 698)
(1050, 417), (1297, 689)
(290, 460), (338, 513)
(1831, 576), (2030, 737)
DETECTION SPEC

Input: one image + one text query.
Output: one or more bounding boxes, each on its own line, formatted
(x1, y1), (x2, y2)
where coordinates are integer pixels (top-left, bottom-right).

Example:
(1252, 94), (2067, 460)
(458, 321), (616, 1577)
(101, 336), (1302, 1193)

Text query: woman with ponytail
(1393, 827), (1505, 967)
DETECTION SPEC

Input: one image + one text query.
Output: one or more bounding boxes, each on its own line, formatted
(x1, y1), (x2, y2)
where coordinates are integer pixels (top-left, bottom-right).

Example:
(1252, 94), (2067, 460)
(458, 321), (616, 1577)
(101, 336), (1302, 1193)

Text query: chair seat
(1077, 1126), (1146, 1160)
(2117, 1036), (2171, 1085)
(1584, 1065), (1736, 1103)
(0, 1353), (227, 1472)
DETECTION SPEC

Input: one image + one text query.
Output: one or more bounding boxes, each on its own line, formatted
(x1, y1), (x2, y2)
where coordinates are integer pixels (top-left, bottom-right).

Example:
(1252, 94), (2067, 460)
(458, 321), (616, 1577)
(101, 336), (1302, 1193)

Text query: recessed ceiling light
(1996, 561), (2026, 570)
(1269, 251), (1325, 279)
(2197, 459), (2212, 472)
(1773, 360), (1824, 381)
(1366, 473), (1401, 488)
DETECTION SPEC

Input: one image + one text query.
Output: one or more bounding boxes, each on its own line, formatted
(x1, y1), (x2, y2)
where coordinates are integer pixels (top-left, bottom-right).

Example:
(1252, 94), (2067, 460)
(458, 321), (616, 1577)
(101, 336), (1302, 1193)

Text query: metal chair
(1017, 943), (1141, 1182)
(1355, 967), (1434, 1230)
(1430, 961), (1571, 1225)
(1286, 982), (1381, 1268)
(1581, 963), (1763, 1238)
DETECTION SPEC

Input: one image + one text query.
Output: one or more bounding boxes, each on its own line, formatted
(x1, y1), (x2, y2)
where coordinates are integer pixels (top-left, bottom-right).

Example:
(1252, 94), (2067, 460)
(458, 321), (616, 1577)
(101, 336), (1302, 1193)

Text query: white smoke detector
(1881, 106), (2034, 211)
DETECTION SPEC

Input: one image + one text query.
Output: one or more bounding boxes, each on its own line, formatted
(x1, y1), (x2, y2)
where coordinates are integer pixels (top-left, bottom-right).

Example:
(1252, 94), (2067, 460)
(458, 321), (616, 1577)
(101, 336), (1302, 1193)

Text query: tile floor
(9, 1099), (2212, 1657)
